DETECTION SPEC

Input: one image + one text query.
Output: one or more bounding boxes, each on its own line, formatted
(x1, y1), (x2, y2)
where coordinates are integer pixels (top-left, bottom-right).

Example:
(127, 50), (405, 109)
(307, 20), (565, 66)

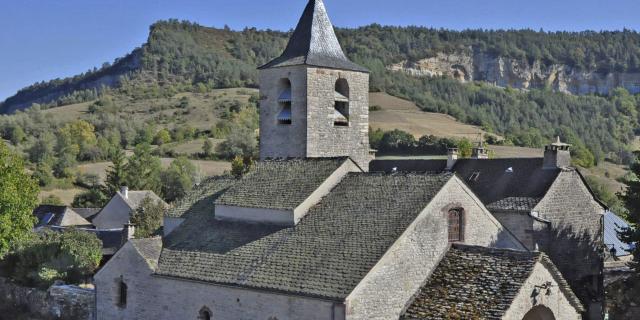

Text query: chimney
(120, 186), (129, 199)
(446, 148), (458, 171)
(121, 223), (135, 246)
(543, 137), (571, 169)
(471, 141), (489, 160)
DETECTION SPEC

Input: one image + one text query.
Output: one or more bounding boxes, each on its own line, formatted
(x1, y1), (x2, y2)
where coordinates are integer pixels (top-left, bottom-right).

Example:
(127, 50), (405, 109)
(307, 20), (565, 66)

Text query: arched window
(334, 78), (349, 127)
(448, 208), (464, 242)
(277, 78), (292, 125)
(118, 278), (128, 308)
(199, 306), (213, 320)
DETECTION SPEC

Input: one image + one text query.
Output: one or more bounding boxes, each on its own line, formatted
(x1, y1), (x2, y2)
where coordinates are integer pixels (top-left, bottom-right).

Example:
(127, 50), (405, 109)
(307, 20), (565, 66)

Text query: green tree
(124, 143), (162, 195)
(9, 126), (26, 145)
(0, 141), (39, 256)
(154, 128), (172, 145)
(457, 138), (473, 158)
(56, 120), (97, 160)
(231, 156), (254, 178)
(105, 149), (127, 195)
(72, 187), (109, 208)
(130, 197), (165, 238)
(161, 157), (197, 202)
(202, 139), (214, 157)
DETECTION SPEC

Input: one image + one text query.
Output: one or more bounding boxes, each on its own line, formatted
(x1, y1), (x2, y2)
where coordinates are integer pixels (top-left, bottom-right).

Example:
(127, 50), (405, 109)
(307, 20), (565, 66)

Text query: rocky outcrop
(389, 51), (640, 95)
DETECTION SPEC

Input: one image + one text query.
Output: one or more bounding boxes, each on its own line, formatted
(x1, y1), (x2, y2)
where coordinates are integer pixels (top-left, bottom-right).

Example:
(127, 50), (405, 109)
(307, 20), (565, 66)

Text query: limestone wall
(502, 262), (582, 320)
(492, 211), (549, 251)
(0, 277), (94, 320)
(345, 177), (525, 320)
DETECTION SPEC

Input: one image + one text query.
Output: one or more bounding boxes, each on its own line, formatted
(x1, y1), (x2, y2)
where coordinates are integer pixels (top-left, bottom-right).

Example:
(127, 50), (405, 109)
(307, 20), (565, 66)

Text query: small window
(334, 79), (349, 127)
(199, 306), (213, 320)
(277, 78), (292, 125)
(118, 279), (128, 307)
(448, 208), (464, 243)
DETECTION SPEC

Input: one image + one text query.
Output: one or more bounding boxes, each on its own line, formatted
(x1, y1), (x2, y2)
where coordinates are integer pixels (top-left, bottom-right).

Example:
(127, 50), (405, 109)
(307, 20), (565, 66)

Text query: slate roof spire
(259, 0), (368, 72)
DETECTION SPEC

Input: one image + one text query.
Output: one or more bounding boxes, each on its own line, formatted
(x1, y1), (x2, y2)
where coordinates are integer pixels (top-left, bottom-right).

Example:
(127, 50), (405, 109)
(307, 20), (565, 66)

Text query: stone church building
(95, 1), (604, 319)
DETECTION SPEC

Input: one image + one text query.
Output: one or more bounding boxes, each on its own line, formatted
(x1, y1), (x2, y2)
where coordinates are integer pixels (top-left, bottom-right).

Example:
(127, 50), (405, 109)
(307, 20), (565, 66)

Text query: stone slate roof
(71, 208), (101, 221)
(258, 0), (368, 73)
(33, 205), (92, 227)
(165, 176), (238, 218)
(118, 190), (166, 211)
(604, 211), (634, 257)
(486, 197), (542, 212)
(371, 158), (560, 206)
(401, 244), (583, 319)
(156, 172), (453, 300)
(216, 157), (350, 210)
(130, 237), (163, 270)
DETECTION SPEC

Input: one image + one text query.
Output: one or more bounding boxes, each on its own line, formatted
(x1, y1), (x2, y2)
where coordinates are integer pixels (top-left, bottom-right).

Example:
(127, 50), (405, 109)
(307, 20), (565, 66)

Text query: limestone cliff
(389, 51), (640, 95)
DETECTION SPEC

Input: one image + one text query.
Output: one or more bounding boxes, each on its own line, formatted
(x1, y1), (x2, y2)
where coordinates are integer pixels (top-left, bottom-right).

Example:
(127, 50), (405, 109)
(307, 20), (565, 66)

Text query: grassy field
(369, 92), (500, 141)
(164, 138), (225, 156)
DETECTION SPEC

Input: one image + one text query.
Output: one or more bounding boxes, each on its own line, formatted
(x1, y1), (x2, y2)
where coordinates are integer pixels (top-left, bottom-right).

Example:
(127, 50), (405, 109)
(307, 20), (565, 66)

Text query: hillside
(2, 20), (640, 164)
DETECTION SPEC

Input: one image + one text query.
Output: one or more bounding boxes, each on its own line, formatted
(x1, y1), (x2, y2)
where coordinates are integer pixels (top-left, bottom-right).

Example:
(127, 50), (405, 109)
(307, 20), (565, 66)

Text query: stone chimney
(446, 148), (459, 171)
(471, 141), (489, 160)
(121, 223), (135, 246)
(543, 137), (571, 169)
(120, 186), (129, 199)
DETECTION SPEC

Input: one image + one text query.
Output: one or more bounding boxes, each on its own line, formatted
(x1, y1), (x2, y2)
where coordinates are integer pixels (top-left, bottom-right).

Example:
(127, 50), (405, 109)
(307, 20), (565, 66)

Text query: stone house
(92, 187), (167, 230)
(95, 1), (589, 319)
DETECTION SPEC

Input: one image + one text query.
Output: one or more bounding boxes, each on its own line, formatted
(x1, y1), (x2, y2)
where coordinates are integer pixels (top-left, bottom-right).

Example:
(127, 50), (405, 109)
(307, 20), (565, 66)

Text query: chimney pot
(543, 137), (571, 169)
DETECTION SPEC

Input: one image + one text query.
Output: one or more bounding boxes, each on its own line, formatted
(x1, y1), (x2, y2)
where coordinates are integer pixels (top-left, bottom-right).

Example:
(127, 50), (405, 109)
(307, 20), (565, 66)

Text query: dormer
(214, 158), (362, 226)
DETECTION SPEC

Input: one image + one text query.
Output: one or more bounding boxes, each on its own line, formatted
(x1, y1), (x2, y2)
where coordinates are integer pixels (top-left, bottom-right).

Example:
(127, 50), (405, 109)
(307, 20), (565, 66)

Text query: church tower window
(448, 208), (465, 242)
(333, 78), (349, 127)
(277, 78), (292, 125)
(199, 306), (213, 320)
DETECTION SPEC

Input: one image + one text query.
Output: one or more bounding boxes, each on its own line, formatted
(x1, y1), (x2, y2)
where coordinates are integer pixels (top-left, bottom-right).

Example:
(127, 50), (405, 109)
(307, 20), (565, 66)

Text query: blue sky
(1, 0), (639, 102)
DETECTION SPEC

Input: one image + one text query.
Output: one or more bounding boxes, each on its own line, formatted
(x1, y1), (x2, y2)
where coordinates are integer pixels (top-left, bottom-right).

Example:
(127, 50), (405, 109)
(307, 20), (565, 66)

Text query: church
(95, 1), (604, 319)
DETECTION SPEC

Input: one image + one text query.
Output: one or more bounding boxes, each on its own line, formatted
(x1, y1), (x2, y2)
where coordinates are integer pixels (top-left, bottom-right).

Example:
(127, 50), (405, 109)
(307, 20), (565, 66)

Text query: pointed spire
(259, 0), (368, 72)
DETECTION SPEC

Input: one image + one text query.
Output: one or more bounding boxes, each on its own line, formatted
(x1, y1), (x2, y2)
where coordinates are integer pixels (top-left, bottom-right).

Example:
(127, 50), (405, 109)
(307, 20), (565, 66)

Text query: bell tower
(258, 0), (370, 169)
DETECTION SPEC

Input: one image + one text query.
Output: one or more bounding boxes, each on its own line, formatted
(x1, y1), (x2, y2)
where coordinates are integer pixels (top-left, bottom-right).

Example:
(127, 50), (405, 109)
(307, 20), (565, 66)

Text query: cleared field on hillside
(369, 92), (499, 140)
(164, 138), (224, 156)
(40, 188), (85, 206)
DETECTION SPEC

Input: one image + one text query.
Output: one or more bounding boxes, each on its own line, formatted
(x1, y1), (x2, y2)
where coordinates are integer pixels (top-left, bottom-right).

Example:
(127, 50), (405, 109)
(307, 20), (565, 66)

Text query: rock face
(389, 51), (640, 95)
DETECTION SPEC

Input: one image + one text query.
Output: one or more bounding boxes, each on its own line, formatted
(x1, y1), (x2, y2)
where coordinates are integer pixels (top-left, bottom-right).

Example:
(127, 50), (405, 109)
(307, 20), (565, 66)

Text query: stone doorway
(522, 305), (556, 320)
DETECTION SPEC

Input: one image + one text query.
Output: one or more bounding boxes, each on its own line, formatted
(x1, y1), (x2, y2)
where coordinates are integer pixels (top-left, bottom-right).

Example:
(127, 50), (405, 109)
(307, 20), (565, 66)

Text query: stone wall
(389, 51), (640, 95)
(345, 177), (525, 320)
(492, 211), (550, 251)
(0, 277), (94, 320)
(502, 262), (582, 320)
(96, 242), (342, 320)
(258, 66), (370, 170)
(533, 169), (605, 318)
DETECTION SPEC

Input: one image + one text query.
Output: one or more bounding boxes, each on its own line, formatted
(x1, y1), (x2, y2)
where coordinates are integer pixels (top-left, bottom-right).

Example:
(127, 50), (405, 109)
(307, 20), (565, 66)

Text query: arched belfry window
(448, 208), (464, 242)
(334, 78), (349, 127)
(277, 78), (292, 125)
(199, 306), (213, 320)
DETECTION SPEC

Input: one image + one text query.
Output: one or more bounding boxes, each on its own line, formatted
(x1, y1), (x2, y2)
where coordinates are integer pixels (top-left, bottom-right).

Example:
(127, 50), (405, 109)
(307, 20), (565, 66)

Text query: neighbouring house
(92, 187), (167, 230)
(95, 1), (588, 319)
(604, 211), (634, 267)
(33, 205), (93, 229)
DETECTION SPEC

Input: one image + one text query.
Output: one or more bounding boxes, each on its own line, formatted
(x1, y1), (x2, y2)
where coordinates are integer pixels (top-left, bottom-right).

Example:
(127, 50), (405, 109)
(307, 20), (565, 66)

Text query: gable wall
(96, 244), (343, 320)
(345, 177), (525, 320)
(533, 169), (604, 313)
(492, 211), (550, 251)
(502, 262), (582, 320)
(93, 196), (131, 230)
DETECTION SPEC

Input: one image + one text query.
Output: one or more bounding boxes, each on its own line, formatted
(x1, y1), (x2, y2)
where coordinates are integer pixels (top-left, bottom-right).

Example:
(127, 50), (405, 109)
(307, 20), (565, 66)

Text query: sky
(1, 0), (640, 102)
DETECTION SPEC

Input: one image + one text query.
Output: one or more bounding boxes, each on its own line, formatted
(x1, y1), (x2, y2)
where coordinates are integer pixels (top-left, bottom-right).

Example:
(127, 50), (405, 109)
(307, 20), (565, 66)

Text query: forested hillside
(2, 20), (640, 162)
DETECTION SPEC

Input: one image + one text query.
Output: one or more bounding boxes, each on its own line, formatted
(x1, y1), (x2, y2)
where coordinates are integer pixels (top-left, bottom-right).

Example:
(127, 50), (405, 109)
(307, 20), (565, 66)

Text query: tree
(9, 126), (26, 145)
(202, 139), (214, 157)
(0, 141), (39, 256)
(620, 151), (640, 270)
(72, 187), (109, 208)
(130, 197), (165, 238)
(124, 143), (162, 195)
(161, 157), (197, 202)
(457, 138), (473, 158)
(105, 149), (127, 195)
(231, 156), (254, 178)
(154, 128), (172, 145)
(56, 120), (97, 160)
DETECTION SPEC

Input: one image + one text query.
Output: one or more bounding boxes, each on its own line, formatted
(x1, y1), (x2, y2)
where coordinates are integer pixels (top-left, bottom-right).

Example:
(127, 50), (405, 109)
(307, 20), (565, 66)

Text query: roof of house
(486, 197), (542, 212)
(401, 244), (583, 319)
(604, 211), (634, 257)
(130, 237), (163, 270)
(116, 190), (167, 211)
(156, 172), (454, 300)
(215, 157), (351, 210)
(165, 176), (238, 219)
(258, 0), (368, 73)
(71, 208), (101, 221)
(370, 158), (560, 206)
(33, 205), (92, 228)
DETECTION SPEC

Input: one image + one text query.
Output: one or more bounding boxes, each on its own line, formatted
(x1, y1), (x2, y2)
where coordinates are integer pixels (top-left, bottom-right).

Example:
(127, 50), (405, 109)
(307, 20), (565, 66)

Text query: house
(95, 1), (590, 319)
(33, 205), (93, 229)
(92, 187), (167, 230)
